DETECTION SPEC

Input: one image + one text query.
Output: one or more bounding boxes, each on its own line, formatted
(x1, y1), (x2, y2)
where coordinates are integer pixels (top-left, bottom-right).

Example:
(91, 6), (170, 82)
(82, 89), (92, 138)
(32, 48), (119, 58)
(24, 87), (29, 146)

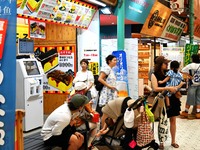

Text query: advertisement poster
(82, 49), (99, 75)
(17, 0), (97, 29)
(101, 39), (139, 100)
(29, 20), (46, 39)
(0, 1), (16, 149)
(125, 0), (155, 24)
(140, 1), (172, 37)
(161, 15), (186, 41)
(34, 45), (76, 93)
(184, 44), (199, 66)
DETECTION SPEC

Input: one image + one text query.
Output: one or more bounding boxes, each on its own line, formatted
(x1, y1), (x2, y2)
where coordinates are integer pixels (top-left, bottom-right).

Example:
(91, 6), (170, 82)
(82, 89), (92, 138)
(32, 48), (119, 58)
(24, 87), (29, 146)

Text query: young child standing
(158, 61), (183, 108)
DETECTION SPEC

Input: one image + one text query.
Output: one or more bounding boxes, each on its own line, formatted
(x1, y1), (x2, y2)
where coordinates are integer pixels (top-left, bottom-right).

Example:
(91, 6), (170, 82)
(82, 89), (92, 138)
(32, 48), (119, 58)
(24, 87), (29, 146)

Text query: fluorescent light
(101, 7), (112, 15)
(88, 0), (106, 7)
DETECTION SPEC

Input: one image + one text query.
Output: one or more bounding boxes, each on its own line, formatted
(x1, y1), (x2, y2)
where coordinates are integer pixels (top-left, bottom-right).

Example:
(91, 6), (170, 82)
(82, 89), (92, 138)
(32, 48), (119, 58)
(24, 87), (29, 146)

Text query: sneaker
(196, 112), (200, 119)
(180, 111), (188, 118)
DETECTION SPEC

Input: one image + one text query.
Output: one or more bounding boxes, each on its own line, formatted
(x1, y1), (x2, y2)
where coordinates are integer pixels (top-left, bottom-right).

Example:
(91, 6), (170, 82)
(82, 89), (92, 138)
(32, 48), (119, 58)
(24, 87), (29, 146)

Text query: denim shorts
(186, 85), (200, 105)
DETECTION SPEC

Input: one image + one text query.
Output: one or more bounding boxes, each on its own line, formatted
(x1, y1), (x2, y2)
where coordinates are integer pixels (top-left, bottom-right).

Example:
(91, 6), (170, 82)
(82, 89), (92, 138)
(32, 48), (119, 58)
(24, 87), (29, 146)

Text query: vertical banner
(184, 44), (199, 66)
(0, 1), (16, 149)
(112, 51), (128, 97)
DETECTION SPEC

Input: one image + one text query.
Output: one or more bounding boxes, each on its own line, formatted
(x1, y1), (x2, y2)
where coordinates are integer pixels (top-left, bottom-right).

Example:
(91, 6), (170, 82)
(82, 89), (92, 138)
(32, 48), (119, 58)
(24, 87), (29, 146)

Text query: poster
(34, 45), (76, 93)
(17, 0), (97, 29)
(0, 1), (16, 149)
(140, 1), (172, 37)
(161, 15), (186, 41)
(29, 20), (46, 39)
(101, 39), (139, 100)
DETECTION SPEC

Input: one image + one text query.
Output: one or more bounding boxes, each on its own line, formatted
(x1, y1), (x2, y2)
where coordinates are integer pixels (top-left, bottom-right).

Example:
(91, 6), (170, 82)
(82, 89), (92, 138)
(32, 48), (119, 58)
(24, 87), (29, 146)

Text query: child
(158, 61), (183, 108)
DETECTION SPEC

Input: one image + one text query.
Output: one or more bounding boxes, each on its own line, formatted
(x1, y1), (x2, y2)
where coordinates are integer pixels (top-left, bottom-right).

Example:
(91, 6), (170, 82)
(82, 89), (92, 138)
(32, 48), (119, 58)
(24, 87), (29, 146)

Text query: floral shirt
(99, 66), (117, 106)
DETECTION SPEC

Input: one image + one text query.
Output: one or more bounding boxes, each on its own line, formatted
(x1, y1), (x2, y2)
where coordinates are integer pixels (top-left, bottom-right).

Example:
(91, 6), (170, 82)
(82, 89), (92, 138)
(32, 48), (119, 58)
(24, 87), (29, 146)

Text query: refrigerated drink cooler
(16, 58), (44, 132)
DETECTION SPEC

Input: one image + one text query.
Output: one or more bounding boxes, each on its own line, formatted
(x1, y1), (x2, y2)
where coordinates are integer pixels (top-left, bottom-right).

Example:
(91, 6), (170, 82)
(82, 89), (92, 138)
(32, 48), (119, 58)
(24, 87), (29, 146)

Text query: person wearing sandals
(151, 56), (185, 149)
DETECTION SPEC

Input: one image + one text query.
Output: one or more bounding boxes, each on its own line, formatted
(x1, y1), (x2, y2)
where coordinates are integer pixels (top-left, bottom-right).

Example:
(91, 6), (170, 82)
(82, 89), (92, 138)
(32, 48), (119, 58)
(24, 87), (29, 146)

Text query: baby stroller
(90, 96), (159, 150)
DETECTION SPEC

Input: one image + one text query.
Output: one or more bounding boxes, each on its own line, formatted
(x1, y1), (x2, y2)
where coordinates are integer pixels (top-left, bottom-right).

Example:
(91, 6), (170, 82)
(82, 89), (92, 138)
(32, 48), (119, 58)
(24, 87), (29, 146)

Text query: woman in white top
(98, 55), (118, 107)
(73, 59), (97, 100)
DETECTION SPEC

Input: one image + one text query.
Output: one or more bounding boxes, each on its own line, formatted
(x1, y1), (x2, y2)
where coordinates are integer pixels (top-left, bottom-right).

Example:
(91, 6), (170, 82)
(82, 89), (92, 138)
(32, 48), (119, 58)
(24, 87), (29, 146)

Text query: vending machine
(16, 58), (44, 131)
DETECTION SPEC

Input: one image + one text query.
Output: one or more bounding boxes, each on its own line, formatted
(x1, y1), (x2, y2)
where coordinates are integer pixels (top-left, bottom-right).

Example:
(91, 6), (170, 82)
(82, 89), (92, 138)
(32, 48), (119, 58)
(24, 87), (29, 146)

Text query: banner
(125, 0), (155, 24)
(34, 45), (76, 92)
(161, 15), (186, 41)
(17, 0), (97, 29)
(0, 1), (16, 149)
(112, 51), (128, 97)
(184, 44), (199, 66)
(140, 1), (172, 37)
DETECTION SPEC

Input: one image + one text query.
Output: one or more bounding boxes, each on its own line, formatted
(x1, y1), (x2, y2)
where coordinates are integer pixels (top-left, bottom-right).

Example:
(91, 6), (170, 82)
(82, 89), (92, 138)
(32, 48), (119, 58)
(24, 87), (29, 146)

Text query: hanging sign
(194, 18), (200, 38)
(140, 1), (172, 37)
(0, 19), (8, 59)
(161, 15), (186, 41)
(17, 0), (97, 29)
(125, 0), (155, 24)
(170, 0), (184, 13)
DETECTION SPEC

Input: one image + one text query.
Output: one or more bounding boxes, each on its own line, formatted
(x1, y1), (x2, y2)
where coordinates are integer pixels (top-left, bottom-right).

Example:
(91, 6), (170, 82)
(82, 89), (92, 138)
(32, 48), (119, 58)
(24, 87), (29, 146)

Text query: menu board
(17, 0), (97, 29)
(140, 1), (171, 37)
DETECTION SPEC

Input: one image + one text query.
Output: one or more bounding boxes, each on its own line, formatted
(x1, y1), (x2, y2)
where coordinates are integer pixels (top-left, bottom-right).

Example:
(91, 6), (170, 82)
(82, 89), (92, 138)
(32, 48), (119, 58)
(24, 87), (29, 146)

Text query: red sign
(0, 19), (8, 59)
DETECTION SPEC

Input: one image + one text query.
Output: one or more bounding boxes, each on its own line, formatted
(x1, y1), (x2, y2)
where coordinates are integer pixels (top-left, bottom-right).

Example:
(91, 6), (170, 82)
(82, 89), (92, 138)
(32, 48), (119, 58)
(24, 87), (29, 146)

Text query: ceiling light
(88, 0), (106, 7)
(100, 7), (112, 15)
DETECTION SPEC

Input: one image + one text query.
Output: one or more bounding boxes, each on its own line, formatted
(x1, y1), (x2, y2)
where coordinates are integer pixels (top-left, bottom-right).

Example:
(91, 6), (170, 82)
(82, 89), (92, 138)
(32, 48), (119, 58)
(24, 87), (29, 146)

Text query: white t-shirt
(182, 63), (200, 86)
(41, 103), (71, 141)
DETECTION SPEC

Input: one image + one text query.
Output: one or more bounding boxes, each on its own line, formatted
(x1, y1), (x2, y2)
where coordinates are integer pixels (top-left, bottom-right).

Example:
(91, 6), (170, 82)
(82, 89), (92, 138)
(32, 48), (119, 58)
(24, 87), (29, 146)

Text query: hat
(70, 94), (89, 108)
(155, 56), (170, 64)
(74, 82), (87, 91)
(124, 108), (135, 128)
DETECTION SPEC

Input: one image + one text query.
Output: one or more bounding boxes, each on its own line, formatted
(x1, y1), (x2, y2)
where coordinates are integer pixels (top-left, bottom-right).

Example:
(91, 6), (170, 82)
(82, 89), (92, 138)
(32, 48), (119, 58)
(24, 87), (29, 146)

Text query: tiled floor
(24, 96), (200, 150)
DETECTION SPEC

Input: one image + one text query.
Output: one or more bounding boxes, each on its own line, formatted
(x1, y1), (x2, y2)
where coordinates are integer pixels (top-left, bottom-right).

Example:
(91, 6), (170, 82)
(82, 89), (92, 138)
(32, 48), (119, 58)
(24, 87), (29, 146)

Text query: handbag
(158, 104), (168, 143)
(136, 111), (154, 147)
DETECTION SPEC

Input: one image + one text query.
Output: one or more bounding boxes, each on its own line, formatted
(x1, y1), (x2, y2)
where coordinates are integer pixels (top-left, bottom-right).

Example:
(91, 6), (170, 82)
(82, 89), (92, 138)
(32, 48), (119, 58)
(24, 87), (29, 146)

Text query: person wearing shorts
(41, 94), (89, 150)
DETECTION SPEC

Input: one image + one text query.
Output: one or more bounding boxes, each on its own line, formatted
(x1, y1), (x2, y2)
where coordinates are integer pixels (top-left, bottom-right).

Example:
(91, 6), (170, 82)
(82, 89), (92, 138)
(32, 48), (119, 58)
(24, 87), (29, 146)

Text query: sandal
(171, 143), (179, 148)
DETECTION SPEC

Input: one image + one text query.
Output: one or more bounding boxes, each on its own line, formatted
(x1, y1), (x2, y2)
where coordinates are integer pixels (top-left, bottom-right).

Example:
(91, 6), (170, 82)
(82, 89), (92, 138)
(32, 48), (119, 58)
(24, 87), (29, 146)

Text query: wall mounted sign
(184, 44), (199, 66)
(161, 15), (186, 41)
(140, 1), (172, 37)
(17, 0), (97, 29)
(29, 20), (46, 39)
(125, 0), (155, 24)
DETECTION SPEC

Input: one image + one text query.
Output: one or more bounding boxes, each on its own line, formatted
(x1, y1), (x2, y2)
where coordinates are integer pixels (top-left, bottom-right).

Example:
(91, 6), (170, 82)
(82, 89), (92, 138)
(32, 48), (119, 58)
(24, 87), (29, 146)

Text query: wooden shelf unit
(138, 44), (151, 85)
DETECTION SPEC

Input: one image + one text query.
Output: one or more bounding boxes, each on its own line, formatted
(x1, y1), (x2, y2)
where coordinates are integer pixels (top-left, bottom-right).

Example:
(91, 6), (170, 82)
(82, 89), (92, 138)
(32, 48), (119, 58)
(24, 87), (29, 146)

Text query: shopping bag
(136, 111), (154, 147)
(145, 104), (154, 123)
(158, 104), (168, 143)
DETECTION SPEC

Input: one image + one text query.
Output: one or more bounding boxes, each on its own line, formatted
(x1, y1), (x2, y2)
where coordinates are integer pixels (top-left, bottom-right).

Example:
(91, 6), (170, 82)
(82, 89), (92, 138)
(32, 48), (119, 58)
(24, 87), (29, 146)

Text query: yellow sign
(16, 24), (29, 42)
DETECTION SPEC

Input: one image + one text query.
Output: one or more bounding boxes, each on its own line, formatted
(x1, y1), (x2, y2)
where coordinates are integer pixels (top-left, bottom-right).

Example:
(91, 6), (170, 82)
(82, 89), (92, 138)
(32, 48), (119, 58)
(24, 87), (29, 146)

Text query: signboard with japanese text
(125, 0), (155, 24)
(34, 45), (76, 93)
(17, 0), (97, 29)
(140, 1), (172, 37)
(29, 20), (46, 39)
(0, 0), (16, 149)
(161, 15), (186, 41)
(184, 44), (199, 66)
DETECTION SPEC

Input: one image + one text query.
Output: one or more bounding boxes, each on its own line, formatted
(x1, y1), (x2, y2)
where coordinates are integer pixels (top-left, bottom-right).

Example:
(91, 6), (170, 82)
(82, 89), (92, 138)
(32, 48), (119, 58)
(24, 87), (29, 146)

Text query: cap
(74, 82), (87, 91)
(155, 56), (170, 64)
(70, 94), (89, 108)
(124, 108), (135, 128)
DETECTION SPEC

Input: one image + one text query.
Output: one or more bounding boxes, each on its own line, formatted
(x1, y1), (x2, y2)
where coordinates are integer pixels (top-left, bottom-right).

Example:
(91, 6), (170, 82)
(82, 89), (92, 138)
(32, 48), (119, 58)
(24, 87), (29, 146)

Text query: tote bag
(136, 111), (154, 147)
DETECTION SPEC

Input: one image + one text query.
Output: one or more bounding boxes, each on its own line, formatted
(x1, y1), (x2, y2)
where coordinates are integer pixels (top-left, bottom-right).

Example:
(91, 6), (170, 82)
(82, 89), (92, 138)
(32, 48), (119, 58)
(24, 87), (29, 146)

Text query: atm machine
(16, 58), (44, 131)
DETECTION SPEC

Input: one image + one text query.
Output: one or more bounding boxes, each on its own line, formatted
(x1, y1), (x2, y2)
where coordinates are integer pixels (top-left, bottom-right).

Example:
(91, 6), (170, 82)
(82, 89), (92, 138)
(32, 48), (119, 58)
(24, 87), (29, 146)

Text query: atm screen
(23, 61), (40, 75)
